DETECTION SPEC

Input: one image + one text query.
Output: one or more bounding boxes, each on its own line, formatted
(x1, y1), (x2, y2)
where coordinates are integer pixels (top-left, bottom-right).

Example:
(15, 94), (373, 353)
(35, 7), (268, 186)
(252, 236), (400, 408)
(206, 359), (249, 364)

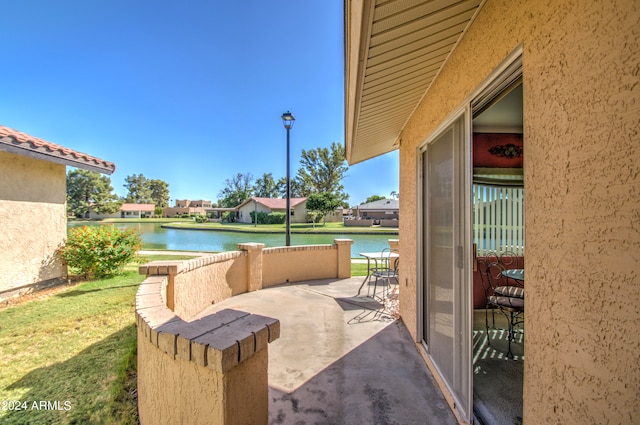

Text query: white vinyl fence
(473, 184), (524, 256)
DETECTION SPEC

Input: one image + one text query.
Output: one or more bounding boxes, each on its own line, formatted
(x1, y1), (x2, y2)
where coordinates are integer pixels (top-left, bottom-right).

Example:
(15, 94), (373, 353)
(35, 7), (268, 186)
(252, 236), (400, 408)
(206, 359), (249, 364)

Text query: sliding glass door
(421, 112), (472, 421)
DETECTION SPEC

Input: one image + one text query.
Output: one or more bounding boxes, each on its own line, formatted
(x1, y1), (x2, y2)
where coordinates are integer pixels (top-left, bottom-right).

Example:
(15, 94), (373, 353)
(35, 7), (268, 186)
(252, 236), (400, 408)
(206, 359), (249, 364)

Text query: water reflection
(67, 222), (395, 258)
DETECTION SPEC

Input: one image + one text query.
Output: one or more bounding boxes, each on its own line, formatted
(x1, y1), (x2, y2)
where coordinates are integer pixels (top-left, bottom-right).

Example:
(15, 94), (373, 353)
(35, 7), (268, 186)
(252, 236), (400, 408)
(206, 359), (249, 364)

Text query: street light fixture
(281, 111), (295, 246)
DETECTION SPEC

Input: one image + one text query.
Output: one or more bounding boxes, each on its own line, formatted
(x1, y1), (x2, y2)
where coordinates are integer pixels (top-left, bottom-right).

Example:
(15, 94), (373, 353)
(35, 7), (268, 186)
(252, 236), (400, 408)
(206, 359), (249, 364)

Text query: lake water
(68, 222), (396, 258)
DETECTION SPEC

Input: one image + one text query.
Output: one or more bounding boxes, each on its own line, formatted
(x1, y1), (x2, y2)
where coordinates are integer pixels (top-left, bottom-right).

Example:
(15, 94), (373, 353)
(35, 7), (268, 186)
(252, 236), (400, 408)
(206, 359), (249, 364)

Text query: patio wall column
(388, 239), (400, 274)
(238, 243), (265, 292)
(388, 239), (399, 252)
(334, 239), (354, 279)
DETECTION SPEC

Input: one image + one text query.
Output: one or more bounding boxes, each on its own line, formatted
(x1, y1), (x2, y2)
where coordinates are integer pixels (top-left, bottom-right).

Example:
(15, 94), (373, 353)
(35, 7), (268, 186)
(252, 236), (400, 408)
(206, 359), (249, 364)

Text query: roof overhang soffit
(0, 137), (116, 175)
(345, 0), (484, 165)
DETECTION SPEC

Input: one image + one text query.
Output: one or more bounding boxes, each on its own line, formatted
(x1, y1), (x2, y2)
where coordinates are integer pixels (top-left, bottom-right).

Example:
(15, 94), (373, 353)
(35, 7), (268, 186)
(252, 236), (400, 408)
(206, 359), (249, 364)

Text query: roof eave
(344, 0), (410, 166)
(344, 0), (375, 165)
(0, 136), (116, 175)
(344, 0), (486, 166)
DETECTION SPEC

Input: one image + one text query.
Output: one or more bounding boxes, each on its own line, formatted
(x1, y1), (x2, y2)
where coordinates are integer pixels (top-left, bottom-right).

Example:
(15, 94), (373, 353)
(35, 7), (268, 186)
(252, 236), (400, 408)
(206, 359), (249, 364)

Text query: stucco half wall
(136, 239), (353, 424)
(262, 240), (353, 287)
(0, 151), (67, 294)
(391, 0), (639, 423)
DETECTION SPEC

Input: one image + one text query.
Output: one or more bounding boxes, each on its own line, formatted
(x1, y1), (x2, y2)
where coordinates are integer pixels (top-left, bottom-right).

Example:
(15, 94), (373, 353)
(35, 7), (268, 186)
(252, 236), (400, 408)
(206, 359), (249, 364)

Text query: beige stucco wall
(223, 349), (269, 424)
(137, 317), (271, 425)
(291, 201), (308, 223)
(144, 239), (353, 319)
(0, 151), (67, 294)
(396, 0), (639, 423)
(261, 240), (353, 287)
(136, 322), (225, 424)
(172, 252), (248, 320)
(135, 273), (277, 425)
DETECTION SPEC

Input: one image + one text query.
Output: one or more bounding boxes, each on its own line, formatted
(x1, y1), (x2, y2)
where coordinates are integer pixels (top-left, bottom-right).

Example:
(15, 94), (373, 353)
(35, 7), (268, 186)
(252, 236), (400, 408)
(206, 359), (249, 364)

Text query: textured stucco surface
(0, 151), (66, 293)
(224, 351), (269, 424)
(173, 252), (248, 320)
(262, 245), (340, 286)
(395, 0), (640, 423)
(137, 312), (273, 425)
(137, 323), (225, 425)
(136, 273), (278, 425)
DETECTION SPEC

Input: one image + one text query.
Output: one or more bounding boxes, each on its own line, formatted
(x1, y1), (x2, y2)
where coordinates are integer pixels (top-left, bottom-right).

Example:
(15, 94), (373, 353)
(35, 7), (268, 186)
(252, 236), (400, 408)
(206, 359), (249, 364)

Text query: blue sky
(1, 0), (398, 206)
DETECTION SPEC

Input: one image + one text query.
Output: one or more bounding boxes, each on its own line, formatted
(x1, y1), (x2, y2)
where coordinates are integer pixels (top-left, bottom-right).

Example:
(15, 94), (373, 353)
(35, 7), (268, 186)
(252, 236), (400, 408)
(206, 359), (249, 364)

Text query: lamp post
(281, 111), (295, 246)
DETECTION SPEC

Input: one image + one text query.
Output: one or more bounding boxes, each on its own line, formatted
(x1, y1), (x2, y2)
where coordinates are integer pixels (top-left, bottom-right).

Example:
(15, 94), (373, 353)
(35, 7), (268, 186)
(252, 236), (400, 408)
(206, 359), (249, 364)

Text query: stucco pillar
(238, 243), (265, 292)
(334, 239), (354, 278)
(388, 239), (400, 272)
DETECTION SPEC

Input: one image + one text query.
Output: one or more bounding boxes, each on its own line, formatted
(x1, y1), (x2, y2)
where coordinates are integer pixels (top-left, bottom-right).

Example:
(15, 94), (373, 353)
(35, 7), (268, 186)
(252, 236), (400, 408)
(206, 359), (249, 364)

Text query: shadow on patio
(196, 277), (456, 425)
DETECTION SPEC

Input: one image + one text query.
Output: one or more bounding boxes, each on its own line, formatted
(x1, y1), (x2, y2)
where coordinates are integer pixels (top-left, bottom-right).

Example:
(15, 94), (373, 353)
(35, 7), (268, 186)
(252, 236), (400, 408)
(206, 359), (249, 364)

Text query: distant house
(344, 199), (399, 228)
(163, 199), (211, 218)
(177, 199), (211, 208)
(88, 203), (156, 219)
(235, 197), (307, 223)
(355, 199), (399, 220)
(120, 203), (155, 218)
(0, 125), (115, 297)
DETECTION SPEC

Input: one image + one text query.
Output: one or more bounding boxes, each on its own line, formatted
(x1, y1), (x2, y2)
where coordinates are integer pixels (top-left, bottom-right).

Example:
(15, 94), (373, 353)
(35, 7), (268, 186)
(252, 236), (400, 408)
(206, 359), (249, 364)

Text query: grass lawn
(162, 221), (398, 235)
(0, 254), (195, 425)
(90, 218), (194, 224)
(0, 254), (368, 424)
(350, 261), (369, 276)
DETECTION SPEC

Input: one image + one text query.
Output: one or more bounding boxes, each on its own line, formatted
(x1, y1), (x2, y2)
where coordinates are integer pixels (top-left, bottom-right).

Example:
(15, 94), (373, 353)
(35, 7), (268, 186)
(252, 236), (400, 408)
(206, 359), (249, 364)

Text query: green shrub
(250, 211), (267, 224)
(306, 211), (324, 224)
(195, 215), (208, 223)
(250, 211), (286, 224)
(59, 226), (142, 279)
(221, 211), (236, 222)
(266, 212), (286, 224)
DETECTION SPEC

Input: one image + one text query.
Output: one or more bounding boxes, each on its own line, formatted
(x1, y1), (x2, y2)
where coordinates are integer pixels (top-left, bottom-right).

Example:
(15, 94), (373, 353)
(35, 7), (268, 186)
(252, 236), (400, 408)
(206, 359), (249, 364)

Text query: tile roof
(256, 197), (307, 209)
(0, 125), (116, 174)
(238, 197), (307, 210)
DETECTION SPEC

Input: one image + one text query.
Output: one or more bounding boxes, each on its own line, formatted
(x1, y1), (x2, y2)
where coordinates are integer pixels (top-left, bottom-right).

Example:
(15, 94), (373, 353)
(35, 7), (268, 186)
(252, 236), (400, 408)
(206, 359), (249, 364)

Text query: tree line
(66, 142), (349, 219)
(217, 142), (348, 205)
(66, 171), (170, 218)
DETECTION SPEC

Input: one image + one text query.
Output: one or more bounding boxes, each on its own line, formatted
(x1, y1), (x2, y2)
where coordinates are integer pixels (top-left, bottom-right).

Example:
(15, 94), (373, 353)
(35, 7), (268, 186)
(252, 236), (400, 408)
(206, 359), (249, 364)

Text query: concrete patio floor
(196, 277), (457, 425)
